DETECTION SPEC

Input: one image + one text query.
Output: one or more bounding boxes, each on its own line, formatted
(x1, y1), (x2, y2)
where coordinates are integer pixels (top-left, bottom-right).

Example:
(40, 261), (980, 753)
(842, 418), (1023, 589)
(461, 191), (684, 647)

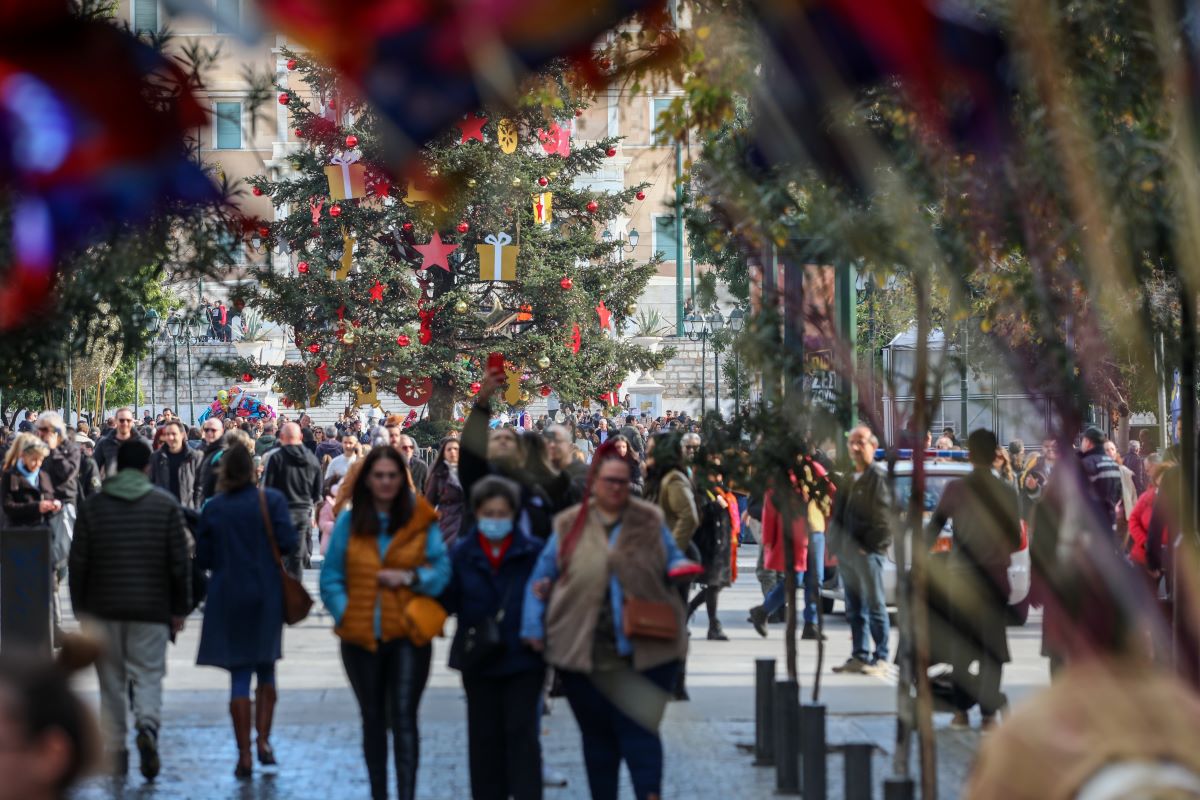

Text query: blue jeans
(840, 550), (890, 663)
(762, 571), (804, 617)
(230, 663), (276, 699)
(804, 532), (826, 626)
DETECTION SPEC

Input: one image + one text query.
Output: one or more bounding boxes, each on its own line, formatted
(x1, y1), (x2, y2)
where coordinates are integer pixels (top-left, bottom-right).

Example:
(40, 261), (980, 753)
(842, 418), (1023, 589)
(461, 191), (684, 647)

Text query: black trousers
(341, 639), (432, 800)
(285, 506), (313, 578)
(462, 667), (546, 800)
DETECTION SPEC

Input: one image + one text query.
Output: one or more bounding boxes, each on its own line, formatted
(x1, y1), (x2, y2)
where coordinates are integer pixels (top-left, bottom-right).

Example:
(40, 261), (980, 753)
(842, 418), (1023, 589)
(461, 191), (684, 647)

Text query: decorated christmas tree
(233, 53), (664, 422)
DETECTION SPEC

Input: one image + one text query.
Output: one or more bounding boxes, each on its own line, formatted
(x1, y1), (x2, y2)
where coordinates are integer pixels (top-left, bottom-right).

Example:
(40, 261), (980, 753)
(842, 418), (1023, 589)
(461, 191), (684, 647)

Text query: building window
(652, 98), (673, 145)
(218, 227), (247, 266)
(214, 0), (240, 34)
(215, 102), (242, 150)
(133, 0), (158, 34)
(653, 215), (679, 260)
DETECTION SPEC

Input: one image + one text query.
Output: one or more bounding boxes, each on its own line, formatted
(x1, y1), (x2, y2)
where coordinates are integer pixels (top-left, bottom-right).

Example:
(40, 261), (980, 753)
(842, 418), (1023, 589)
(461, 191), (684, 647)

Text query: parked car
(821, 459), (1032, 625)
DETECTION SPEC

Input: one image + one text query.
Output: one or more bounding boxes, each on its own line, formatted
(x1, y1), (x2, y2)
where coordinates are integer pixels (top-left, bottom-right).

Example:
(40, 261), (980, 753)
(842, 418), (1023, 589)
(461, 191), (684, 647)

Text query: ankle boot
(230, 698), (253, 779)
(255, 685), (277, 766)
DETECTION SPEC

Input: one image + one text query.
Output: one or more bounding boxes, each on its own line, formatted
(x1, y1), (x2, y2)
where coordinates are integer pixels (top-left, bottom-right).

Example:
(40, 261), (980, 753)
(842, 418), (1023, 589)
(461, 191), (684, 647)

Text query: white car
(821, 460), (1032, 625)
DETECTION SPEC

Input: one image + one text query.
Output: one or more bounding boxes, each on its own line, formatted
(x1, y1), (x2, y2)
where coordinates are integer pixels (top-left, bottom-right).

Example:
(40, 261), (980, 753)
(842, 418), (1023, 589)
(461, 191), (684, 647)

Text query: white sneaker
(543, 767), (568, 788)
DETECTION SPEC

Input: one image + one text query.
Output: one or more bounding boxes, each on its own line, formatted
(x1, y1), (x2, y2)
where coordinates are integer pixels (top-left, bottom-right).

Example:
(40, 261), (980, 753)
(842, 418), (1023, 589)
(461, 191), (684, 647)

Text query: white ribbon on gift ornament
(484, 232), (513, 280)
(330, 152), (360, 196)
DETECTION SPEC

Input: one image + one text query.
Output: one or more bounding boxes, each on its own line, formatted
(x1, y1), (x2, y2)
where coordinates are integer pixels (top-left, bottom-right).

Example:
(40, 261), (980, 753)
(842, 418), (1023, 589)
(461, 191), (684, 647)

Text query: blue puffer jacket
(442, 526), (544, 677)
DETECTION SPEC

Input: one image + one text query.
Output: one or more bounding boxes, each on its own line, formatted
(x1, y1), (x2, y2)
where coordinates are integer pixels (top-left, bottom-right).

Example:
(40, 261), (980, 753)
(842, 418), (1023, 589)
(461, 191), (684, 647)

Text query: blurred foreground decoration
(0, 0), (217, 330)
(252, 0), (662, 163)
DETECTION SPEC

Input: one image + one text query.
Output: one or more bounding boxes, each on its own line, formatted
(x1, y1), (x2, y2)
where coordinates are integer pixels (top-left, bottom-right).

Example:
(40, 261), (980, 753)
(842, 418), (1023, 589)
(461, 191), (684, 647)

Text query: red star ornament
(369, 280), (385, 302)
(457, 115), (488, 143)
(414, 232), (459, 272)
(315, 361), (330, 387)
(596, 301), (613, 332)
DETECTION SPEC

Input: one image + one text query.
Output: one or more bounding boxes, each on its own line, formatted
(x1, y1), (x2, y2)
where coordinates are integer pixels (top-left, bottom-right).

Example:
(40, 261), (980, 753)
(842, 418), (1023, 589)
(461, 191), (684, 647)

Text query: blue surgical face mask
(478, 518), (514, 541)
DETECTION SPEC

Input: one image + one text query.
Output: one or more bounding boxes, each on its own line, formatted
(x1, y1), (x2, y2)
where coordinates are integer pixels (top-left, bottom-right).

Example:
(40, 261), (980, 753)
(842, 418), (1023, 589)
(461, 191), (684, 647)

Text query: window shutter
(134, 0), (158, 34)
(216, 103), (241, 149)
(654, 216), (678, 259)
(214, 0), (239, 34)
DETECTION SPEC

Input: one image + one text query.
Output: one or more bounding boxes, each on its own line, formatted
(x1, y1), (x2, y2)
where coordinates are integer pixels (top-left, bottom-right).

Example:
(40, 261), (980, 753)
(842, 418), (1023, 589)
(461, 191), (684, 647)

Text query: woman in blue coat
(195, 443), (298, 780)
(442, 475), (545, 800)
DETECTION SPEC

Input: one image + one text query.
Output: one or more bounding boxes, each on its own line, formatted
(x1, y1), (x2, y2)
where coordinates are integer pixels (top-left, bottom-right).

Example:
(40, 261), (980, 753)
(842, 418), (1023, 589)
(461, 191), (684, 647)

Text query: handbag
(257, 490), (314, 625)
(454, 583), (512, 673)
(622, 596), (679, 641)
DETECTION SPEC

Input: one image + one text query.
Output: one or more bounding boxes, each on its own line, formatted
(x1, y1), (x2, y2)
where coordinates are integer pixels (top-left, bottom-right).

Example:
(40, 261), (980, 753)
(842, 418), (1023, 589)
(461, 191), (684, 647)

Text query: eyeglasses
(116, 418), (133, 424)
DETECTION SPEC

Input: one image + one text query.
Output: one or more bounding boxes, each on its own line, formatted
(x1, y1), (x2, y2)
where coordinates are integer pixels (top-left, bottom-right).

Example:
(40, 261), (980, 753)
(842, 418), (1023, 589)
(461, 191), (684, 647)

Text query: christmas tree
(233, 53), (664, 422)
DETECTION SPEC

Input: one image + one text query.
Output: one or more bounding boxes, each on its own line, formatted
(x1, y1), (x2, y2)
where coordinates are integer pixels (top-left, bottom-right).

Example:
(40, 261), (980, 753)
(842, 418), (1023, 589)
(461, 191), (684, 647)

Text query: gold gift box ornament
(324, 152), (366, 200)
(477, 232), (518, 281)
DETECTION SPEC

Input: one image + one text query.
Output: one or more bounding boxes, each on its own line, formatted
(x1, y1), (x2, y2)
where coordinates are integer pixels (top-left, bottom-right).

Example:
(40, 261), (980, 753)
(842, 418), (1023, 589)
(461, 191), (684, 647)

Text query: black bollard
(884, 777), (916, 800)
(754, 658), (776, 765)
(0, 527), (52, 655)
(774, 680), (800, 794)
(844, 743), (874, 800)
(800, 704), (827, 800)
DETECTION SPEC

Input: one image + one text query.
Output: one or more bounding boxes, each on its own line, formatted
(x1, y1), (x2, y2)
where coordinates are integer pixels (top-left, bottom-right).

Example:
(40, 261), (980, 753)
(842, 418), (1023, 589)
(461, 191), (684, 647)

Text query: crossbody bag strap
(257, 489), (285, 571)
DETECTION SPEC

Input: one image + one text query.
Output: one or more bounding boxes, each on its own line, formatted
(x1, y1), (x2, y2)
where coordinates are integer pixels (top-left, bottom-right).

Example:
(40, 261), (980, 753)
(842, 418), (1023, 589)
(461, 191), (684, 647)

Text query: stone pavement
(65, 544), (1049, 799)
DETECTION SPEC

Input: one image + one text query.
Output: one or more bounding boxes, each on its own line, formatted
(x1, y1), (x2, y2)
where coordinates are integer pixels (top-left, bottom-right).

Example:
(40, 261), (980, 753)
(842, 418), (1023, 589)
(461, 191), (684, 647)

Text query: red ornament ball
(606, 147), (617, 157)
(469, 382), (482, 395)
(540, 385), (553, 398)
(251, 186), (264, 197)
(599, 57), (612, 70)
(397, 334), (411, 347)
(297, 261), (309, 274)
(575, 108), (584, 117)
(257, 226), (270, 238)
(329, 205), (342, 217)
(636, 191), (646, 201)
(277, 92), (290, 105)
(402, 222), (413, 231)
(294, 128), (303, 139)
(537, 176), (549, 187)
(345, 135), (358, 148)
(586, 200), (599, 213)
(456, 221), (470, 233)
(286, 58), (297, 70)
(241, 373), (254, 383)
(560, 276), (573, 290)
(307, 343), (320, 353)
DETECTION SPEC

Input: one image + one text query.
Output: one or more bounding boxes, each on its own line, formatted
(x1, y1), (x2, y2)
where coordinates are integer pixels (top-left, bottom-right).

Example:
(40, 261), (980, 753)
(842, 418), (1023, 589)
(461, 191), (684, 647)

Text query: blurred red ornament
(636, 191), (645, 201)
(560, 276), (573, 290)
(397, 334), (411, 347)
(599, 57), (612, 70)
(605, 147), (616, 157)
(538, 176), (548, 187)
(469, 382), (481, 395)
(281, 397), (292, 408)
(297, 261), (309, 273)
(345, 135), (358, 148)
(258, 226), (270, 238)
(277, 92), (289, 105)
(586, 200), (598, 213)
(539, 385), (552, 397)
(329, 205), (342, 217)
(307, 343), (320, 353)
(575, 108), (584, 117)
(241, 372), (254, 383)
(234, 299), (246, 310)
(402, 222), (413, 231)
(252, 186), (264, 197)
(456, 221), (469, 233)
(294, 128), (303, 138)
(286, 59), (297, 70)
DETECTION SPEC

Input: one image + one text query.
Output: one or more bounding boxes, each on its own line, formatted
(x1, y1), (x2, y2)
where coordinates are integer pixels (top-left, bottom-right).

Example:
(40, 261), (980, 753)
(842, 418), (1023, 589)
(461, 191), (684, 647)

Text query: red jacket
(762, 488), (809, 573)
(1127, 486), (1158, 568)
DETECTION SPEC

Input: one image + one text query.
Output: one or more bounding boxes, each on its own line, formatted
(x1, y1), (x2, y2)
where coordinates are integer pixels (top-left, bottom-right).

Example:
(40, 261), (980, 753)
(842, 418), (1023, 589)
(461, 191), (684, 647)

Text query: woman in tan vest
(319, 446), (451, 800)
(520, 440), (700, 800)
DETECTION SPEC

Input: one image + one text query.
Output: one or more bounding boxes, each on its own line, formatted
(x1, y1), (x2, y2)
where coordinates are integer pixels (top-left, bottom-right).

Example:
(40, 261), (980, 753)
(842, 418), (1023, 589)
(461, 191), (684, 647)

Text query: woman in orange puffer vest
(319, 446), (451, 800)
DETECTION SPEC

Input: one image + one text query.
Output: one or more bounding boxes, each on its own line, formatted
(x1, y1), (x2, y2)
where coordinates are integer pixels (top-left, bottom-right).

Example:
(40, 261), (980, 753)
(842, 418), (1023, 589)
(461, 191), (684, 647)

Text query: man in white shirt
(323, 434), (362, 491)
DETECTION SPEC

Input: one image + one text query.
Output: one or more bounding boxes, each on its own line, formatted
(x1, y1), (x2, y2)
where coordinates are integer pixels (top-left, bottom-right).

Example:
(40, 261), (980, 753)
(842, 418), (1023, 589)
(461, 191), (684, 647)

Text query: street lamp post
(601, 229), (640, 261)
(685, 311), (722, 417)
(709, 310), (725, 416)
(144, 309), (160, 416)
(728, 306), (746, 414)
(166, 315), (182, 422)
(185, 316), (202, 425)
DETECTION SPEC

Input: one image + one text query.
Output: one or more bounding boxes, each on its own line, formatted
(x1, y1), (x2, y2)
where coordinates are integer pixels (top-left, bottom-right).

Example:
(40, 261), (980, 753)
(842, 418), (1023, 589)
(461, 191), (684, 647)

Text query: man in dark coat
(94, 407), (150, 479)
(389, 427), (428, 493)
(74, 433), (102, 507)
(69, 439), (190, 779)
(149, 420), (204, 510)
(197, 417), (226, 502)
(1078, 426), (1124, 543)
(926, 428), (1021, 728)
(260, 422), (321, 577)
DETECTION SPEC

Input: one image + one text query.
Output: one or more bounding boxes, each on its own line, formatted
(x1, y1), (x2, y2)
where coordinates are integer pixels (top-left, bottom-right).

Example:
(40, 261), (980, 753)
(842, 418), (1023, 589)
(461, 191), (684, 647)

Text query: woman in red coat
(1127, 455), (1165, 577)
(747, 485), (809, 637)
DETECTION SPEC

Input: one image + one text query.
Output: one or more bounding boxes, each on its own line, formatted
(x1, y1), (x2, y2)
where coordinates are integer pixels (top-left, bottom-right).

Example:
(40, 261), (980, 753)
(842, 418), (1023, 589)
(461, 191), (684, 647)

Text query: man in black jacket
(1078, 426), (1124, 542)
(149, 420), (204, 510)
(74, 432), (102, 506)
(261, 422), (322, 577)
(94, 407), (150, 479)
(69, 439), (190, 780)
(828, 425), (894, 675)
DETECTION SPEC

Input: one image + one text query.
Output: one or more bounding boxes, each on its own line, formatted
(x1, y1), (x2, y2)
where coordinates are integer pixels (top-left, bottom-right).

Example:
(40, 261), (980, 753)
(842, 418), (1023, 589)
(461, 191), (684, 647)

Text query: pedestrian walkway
(65, 545), (1048, 798)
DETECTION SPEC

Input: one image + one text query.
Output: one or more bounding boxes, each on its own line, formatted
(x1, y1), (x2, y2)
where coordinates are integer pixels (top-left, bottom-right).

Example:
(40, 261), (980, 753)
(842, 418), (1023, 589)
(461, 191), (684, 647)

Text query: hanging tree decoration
(325, 151), (366, 200)
(533, 192), (552, 225)
(309, 197), (324, 226)
(570, 324), (581, 354)
(355, 371), (381, 408)
(414, 232), (459, 272)
(477, 232), (518, 281)
(503, 363), (523, 405)
(457, 114), (488, 143)
(335, 228), (354, 280)
(418, 307), (436, 344)
(369, 280), (386, 302)
(596, 300), (613, 333)
(496, 118), (519, 154)
(536, 121), (570, 156)
(397, 376), (434, 406)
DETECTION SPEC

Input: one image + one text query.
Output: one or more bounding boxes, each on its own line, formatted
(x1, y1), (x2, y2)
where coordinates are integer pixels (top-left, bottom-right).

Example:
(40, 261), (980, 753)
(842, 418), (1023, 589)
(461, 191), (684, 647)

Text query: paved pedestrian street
(68, 546), (1051, 799)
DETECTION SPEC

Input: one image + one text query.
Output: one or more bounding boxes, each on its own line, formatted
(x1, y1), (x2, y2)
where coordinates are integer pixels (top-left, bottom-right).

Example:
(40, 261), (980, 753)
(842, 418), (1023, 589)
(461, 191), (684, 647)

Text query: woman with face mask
(442, 476), (546, 800)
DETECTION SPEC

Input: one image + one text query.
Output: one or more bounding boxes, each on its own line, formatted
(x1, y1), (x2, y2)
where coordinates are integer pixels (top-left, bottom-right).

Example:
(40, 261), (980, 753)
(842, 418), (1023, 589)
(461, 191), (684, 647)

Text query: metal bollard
(800, 704), (827, 800)
(774, 679), (801, 794)
(754, 658), (776, 765)
(884, 777), (916, 800)
(844, 743), (874, 800)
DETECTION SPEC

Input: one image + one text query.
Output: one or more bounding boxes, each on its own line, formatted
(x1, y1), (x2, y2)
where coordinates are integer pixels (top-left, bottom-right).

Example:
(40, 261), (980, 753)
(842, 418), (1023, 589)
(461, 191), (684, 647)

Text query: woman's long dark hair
(428, 436), (457, 480)
(350, 446), (414, 537)
(558, 440), (638, 569)
(216, 443), (256, 494)
(644, 432), (686, 500)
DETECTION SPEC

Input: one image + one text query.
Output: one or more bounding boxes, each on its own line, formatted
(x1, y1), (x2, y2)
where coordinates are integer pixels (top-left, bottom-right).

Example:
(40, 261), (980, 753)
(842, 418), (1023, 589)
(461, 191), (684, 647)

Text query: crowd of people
(0, 389), (1183, 799)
